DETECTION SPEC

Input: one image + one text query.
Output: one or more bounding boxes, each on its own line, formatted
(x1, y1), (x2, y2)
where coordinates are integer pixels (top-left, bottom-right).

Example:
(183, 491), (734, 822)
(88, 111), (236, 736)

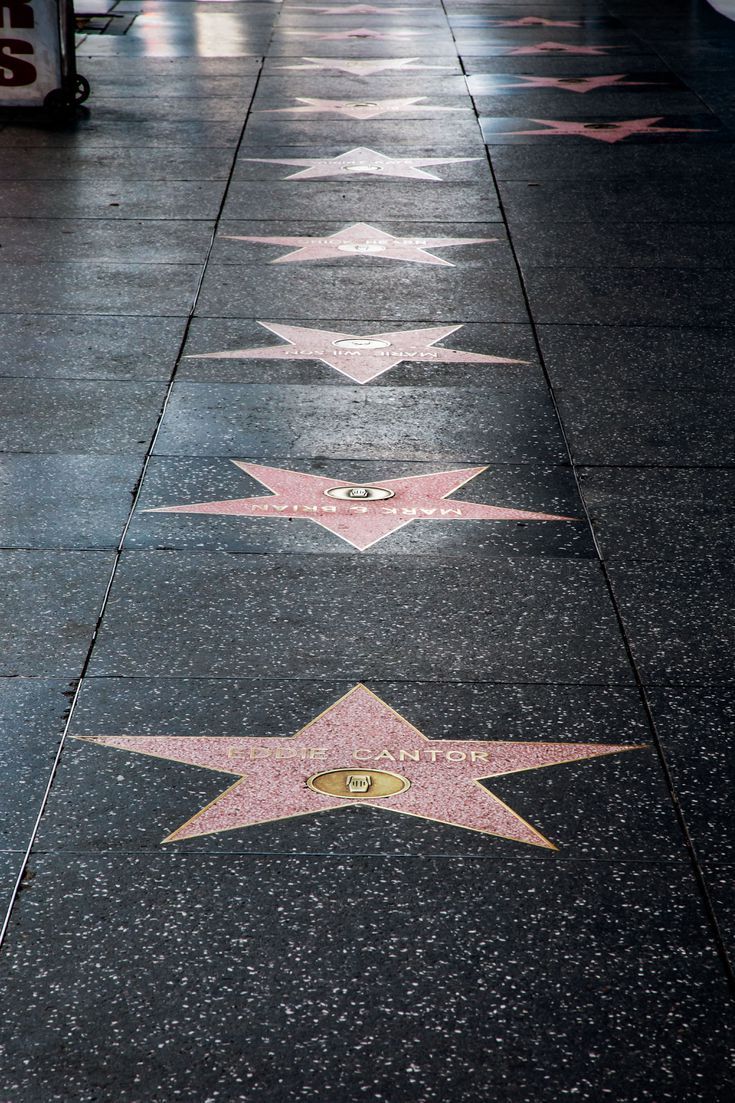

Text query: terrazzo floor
(0, 0), (734, 1098)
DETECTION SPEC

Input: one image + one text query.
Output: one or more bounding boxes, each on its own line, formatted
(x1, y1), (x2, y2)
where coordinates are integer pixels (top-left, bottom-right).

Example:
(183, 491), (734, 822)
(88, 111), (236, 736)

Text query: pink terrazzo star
(507, 41), (618, 55)
(286, 26), (427, 39)
(78, 685), (643, 847)
(145, 461), (572, 550)
(259, 96), (462, 120)
(498, 74), (660, 94)
(275, 56), (453, 75)
(185, 321), (526, 384)
(505, 116), (710, 143)
(292, 4), (424, 12)
(493, 16), (582, 26)
(224, 222), (497, 266)
(242, 147), (477, 181)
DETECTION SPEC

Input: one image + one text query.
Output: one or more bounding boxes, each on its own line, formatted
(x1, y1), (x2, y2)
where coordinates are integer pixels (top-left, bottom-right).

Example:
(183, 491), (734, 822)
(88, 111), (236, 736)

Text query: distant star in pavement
(259, 96), (463, 120)
(241, 146), (477, 180)
(186, 321), (526, 384)
(505, 116), (710, 143)
(223, 222), (497, 266)
(291, 4), (426, 12)
(507, 40), (619, 55)
(286, 26), (428, 38)
(493, 15), (582, 26)
(495, 74), (662, 93)
(145, 461), (574, 550)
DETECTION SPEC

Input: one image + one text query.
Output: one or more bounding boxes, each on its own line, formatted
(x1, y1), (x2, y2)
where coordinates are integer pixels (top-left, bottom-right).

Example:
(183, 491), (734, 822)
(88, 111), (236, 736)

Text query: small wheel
(75, 75), (91, 104)
(43, 87), (75, 120)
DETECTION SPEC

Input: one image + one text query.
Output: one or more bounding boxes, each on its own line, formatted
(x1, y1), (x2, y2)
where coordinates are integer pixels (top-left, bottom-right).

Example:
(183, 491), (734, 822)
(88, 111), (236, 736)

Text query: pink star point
(78, 685), (644, 848)
(224, 222), (497, 266)
(185, 320), (527, 384)
(144, 459), (575, 550)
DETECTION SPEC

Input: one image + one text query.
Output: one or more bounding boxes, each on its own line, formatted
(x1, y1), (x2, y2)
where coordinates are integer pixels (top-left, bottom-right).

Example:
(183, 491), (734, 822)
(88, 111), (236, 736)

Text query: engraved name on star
(259, 97), (462, 120)
(506, 41), (620, 55)
(185, 321), (526, 384)
(77, 684), (643, 847)
(145, 462), (573, 550)
(274, 56), (453, 75)
(494, 74), (662, 94)
(223, 223), (497, 266)
(505, 117), (710, 143)
(241, 147), (477, 181)
(285, 26), (429, 39)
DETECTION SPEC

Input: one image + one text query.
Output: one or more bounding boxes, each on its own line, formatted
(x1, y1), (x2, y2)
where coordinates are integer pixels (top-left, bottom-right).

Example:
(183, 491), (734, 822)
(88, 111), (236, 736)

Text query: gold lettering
(375, 749), (396, 761)
(249, 747), (271, 759)
(446, 750), (466, 762)
(309, 747), (328, 759)
(470, 751), (490, 763)
(398, 749), (419, 762)
(426, 749), (443, 762)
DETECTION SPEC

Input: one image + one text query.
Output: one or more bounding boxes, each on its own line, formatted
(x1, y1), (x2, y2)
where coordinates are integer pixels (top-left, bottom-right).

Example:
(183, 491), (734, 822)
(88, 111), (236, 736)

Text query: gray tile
(489, 142), (735, 181)
(0, 314), (186, 381)
(703, 864), (735, 963)
(0, 551), (113, 676)
(0, 852), (23, 920)
(647, 687), (735, 862)
(0, 263), (200, 316)
(153, 381), (565, 463)
(608, 559), (735, 685)
(0, 679), (70, 847)
(0, 454), (142, 549)
(0, 180), (225, 219)
(90, 550), (631, 682)
(0, 856), (731, 1101)
(196, 260), (528, 323)
(0, 219), (214, 264)
(242, 116), (484, 148)
(497, 176), (735, 222)
(538, 324), (735, 393)
(512, 221), (735, 268)
(522, 267), (735, 325)
(223, 180), (498, 222)
(0, 147), (234, 181)
(0, 379), (166, 453)
(578, 467), (735, 561)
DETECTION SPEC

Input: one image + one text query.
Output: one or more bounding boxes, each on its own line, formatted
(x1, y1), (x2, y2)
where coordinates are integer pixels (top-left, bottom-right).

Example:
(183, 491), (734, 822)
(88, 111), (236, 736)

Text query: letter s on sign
(0, 39), (36, 86)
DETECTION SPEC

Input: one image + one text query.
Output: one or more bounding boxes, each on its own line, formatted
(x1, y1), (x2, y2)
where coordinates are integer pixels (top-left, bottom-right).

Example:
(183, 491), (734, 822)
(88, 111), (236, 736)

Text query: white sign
(0, 0), (64, 106)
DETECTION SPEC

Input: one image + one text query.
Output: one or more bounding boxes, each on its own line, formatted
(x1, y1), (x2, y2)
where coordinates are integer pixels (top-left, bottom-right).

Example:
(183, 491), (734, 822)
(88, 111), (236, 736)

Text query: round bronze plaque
(324, 485), (395, 501)
(307, 768), (410, 800)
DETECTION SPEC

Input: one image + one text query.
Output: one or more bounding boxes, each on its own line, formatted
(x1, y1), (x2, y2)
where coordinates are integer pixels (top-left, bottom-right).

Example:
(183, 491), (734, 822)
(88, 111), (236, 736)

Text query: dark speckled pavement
(0, 0), (734, 1098)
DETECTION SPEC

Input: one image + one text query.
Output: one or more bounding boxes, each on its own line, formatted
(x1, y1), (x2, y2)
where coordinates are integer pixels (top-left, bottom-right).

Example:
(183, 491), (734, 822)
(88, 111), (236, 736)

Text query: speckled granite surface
(1, 0), (734, 1095)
